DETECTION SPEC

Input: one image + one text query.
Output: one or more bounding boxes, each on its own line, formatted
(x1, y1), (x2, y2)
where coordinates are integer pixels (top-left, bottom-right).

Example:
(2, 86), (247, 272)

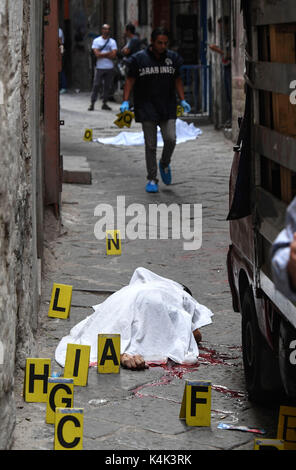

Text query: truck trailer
(227, 0), (296, 403)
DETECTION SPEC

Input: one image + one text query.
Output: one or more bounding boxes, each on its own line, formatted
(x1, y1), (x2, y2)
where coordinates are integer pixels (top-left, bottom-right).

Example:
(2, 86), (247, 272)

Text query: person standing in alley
(120, 23), (142, 109)
(120, 27), (191, 193)
(59, 27), (67, 94)
(88, 24), (118, 111)
(121, 23), (142, 59)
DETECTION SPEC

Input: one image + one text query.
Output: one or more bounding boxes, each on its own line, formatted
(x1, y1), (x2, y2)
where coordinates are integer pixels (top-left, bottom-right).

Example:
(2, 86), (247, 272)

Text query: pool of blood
(132, 346), (244, 400)
(90, 345), (244, 400)
(198, 345), (240, 366)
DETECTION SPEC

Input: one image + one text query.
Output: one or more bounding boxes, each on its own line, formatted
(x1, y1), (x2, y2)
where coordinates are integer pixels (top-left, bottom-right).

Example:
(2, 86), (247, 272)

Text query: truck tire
(241, 288), (264, 402)
(241, 288), (284, 403)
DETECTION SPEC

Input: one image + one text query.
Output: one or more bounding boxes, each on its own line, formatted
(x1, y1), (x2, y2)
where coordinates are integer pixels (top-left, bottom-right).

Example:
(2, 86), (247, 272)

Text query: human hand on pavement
(193, 328), (202, 344)
(288, 232), (296, 291)
(180, 100), (191, 113)
(120, 353), (148, 370)
(120, 101), (130, 113)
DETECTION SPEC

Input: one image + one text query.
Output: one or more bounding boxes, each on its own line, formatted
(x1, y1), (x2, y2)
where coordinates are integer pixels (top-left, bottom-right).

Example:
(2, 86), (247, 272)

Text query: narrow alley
(2, 0), (296, 456)
(12, 92), (278, 451)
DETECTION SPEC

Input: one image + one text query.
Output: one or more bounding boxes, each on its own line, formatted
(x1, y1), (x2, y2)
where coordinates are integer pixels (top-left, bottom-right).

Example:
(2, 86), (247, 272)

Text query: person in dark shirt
(121, 23), (142, 58)
(120, 28), (191, 193)
(120, 23), (142, 108)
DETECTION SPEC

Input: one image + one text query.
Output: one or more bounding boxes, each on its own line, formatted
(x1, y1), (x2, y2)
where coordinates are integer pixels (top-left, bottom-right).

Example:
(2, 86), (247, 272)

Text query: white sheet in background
(95, 118), (202, 146)
(55, 267), (213, 367)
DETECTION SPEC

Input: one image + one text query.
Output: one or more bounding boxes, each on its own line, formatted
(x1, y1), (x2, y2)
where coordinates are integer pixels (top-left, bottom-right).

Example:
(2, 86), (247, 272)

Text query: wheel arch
(238, 269), (251, 313)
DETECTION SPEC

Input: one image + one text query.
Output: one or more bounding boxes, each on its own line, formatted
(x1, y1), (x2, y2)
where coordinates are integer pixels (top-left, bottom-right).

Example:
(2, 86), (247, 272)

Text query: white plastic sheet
(55, 267), (213, 367)
(95, 118), (202, 147)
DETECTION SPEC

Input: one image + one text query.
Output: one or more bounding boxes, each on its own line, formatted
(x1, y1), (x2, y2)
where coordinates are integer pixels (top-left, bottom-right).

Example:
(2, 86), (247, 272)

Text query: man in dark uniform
(120, 28), (191, 193)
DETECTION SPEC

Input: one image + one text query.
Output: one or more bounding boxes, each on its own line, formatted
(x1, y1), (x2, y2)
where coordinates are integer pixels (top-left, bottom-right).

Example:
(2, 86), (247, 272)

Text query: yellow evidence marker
(46, 377), (74, 424)
(179, 380), (211, 427)
(24, 358), (51, 402)
(176, 105), (184, 117)
(54, 408), (84, 450)
(48, 283), (72, 319)
(97, 334), (120, 374)
(114, 110), (134, 128)
(64, 344), (91, 386)
(254, 438), (285, 450)
(106, 229), (121, 255)
(277, 405), (296, 450)
(83, 129), (93, 141)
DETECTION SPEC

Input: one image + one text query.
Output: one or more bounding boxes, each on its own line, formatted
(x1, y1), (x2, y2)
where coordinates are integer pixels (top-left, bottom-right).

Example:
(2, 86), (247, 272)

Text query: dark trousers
(142, 120), (176, 182)
(90, 68), (114, 104)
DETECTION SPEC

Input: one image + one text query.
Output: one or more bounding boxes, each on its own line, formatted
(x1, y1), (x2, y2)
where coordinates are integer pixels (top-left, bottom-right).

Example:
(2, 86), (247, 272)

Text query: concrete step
(62, 156), (92, 185)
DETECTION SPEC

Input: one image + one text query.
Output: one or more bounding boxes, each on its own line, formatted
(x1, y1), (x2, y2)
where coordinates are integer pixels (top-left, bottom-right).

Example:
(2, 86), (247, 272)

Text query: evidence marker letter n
(106, 229), (121, 255)
(48, 282), (72, 319)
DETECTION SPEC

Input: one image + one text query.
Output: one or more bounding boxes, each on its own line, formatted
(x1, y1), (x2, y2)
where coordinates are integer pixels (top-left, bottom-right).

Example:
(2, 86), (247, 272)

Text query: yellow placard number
(46, 378), (74, 424)
(64, 344), (91, 386)
(177, 105), (184, 117)
(277, 405), (296, 450)
(97, 334), (120, 374)
(106, 230), (121, 255)
(83, 129), (93, 141)
(179, 380), (211, 427)
(54, 408), (84, 450)
(24, 358), (51, 402)
(114, 111), (134, 128)
(48, 283), (72, 319)
(254, 438), (285, 450)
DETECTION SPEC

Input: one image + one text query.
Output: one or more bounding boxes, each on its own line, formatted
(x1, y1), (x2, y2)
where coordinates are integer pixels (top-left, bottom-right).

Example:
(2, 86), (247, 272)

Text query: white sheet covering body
(95, 118), (202, 146)
(55, 268), (213, 367)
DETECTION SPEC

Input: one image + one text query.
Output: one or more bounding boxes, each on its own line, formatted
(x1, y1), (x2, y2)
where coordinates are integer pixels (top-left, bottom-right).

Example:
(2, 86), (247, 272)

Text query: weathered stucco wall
(231, 9), (246, 142)
(0, 0), (43, 449)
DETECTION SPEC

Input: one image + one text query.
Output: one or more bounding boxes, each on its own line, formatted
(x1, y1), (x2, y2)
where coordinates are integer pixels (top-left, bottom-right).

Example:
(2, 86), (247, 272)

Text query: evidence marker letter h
(24, 358), (51, 402)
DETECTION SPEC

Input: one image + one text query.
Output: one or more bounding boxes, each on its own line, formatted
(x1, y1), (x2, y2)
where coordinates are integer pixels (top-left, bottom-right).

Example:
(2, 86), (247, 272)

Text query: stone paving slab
(63, 156), (92, 184)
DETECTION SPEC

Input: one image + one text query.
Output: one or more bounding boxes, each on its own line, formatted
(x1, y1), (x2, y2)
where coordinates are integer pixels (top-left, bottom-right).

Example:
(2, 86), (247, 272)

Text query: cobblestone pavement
(12, 92), (279, 452)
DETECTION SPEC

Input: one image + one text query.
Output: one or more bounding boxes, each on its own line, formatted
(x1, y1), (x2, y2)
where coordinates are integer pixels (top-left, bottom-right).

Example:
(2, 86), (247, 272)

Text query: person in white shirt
(88, 24), (118, 111)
